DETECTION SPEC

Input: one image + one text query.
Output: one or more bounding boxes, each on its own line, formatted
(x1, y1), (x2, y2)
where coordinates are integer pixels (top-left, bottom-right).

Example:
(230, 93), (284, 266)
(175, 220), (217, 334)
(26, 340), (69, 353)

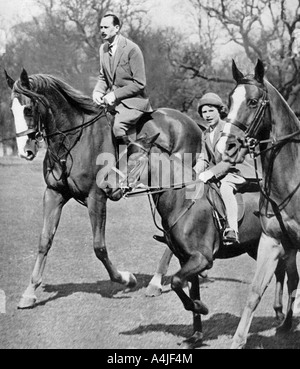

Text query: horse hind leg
(273, 258), (286, 323)
(146, 247), (173, 297)
(18, 189), (68, 309)
(231, 233), (283, 349)
(276, 248), (299, 334)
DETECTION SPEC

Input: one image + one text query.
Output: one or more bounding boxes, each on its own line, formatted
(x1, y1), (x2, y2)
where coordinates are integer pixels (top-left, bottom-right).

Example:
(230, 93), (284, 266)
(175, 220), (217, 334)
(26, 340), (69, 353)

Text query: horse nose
(216, 137), (227, 155)
(220, 140), (240, 163)
(226, 142), (239, 157)
(99, 180), (124, 201)
(99, 180), (113, 191)
(23, 139), (38, 161)
(222, 152), (237, 164)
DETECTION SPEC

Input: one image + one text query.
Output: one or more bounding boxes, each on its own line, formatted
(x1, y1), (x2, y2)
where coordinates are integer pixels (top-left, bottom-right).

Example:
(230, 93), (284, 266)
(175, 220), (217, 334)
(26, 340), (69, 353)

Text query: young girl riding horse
(195, 92), (258, 245)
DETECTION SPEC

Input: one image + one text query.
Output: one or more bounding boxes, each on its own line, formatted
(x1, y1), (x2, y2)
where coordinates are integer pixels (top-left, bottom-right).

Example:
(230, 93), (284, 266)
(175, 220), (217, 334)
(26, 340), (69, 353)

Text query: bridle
(14, 92), (107, 144)
(13, 91), (109, 189)
(222, 82), (300, 154)
(220, 84), (270, 149)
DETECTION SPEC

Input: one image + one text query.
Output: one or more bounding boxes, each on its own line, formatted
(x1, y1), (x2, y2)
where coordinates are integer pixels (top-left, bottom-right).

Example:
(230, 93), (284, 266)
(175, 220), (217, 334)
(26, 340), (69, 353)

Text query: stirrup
(223, 228), (240, 245)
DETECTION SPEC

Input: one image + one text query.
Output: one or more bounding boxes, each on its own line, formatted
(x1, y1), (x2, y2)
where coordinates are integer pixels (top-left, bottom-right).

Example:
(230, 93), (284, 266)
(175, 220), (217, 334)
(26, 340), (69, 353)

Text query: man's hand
(198, 169), (215, 183)
(103, 92), (116, 106)
(93, 91), (104, 105)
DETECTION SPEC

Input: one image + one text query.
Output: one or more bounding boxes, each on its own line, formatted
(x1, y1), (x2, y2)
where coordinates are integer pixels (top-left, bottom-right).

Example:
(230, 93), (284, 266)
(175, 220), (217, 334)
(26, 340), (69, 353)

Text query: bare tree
(185, 0), (300, 112)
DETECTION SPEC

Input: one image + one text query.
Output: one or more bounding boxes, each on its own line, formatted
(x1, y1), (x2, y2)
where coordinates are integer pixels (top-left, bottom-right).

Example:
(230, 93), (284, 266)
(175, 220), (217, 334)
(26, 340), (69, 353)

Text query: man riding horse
(92, 14), (153, 147)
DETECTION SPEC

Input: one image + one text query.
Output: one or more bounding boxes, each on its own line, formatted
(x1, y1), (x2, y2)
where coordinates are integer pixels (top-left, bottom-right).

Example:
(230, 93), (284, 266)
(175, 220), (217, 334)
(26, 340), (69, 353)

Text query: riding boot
(153, 234), (167, 244)
(220, 181), (240, 245)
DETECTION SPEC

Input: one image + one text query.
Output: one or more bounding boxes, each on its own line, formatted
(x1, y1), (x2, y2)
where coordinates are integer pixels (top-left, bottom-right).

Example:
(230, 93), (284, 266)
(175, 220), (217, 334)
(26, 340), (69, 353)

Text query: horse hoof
(200, 271), (208, 278)
(230, 341), (246, 349)
(194, 300), (209, 315)
(145, 284), (162, 297)
(120, 272), (137, 289)
(274, 307), (285, 324)
(128, 274), (137, 288)
(180, 332), (203, 349)
(276, 321), (292, 335)
(18, 295), (37, 309)
(275, 312), (285, 324)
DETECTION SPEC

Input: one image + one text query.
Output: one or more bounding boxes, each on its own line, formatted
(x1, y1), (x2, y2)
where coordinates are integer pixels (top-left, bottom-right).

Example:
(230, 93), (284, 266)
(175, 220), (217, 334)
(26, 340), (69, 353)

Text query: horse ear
(254, 59), (265, 83)
(4, 70), (15, 89)
(20, 68), (31, 90)
(232, 59), (244, 82)
(137, 132), (160, 147)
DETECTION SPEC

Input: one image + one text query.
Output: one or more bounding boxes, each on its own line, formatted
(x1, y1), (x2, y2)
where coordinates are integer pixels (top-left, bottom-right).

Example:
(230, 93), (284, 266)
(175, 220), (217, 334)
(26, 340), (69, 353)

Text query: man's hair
(103, 14), (121, 27)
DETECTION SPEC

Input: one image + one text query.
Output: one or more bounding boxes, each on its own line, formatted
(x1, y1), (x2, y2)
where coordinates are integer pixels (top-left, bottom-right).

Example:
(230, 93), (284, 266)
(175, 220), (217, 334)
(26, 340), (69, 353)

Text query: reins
(146, 178), (204, 237)
(121, 139), (205, 236)
(250, 129), (300, 156)
(124, 178), (203, 198)
(43, 108), (108, 140)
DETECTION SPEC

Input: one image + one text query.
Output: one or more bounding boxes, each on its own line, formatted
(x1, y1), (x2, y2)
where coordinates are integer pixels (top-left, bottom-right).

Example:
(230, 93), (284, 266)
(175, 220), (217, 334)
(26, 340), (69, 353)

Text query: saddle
(207, 183), (245, 232)
(207, 178), (260, 226)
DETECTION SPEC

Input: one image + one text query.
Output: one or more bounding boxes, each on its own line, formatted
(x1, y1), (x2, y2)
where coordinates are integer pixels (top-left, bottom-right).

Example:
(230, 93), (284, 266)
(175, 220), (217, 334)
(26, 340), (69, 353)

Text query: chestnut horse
(4, 69), (202, 310)
(106, 131), (286, 348)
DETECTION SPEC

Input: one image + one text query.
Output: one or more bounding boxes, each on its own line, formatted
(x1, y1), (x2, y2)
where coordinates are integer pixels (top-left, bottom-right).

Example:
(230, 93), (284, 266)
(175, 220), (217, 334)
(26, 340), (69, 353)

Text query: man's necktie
(108, 44), (113, 70)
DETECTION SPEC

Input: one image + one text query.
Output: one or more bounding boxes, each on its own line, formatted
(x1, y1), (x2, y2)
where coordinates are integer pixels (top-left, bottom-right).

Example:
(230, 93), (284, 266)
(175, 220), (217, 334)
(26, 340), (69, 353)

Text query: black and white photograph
(1, 0), (300, 352)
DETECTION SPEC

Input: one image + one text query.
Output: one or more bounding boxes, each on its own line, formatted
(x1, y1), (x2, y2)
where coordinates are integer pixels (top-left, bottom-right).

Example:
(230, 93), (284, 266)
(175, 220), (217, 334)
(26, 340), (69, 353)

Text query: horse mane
(264, 79), (300, 130)
(14, 74), (99, 116)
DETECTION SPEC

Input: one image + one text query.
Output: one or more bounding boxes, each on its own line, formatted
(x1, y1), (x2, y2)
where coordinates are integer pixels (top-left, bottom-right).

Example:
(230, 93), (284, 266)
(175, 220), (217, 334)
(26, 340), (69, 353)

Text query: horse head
(217, 59), (270, 164)
(5, 69), (46, 160)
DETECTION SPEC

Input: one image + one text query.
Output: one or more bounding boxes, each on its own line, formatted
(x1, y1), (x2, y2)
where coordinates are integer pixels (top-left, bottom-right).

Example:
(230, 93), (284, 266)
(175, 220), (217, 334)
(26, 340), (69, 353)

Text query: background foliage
(1, 0), (300, 153)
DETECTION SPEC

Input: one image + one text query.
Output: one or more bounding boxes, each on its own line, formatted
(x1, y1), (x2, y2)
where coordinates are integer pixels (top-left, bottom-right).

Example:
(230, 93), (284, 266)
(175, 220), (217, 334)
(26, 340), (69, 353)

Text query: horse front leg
(18, 188), (68, 309)
(87, 192), (137, 288)
(171, 250), (211, 349)
(171, 250), (211, 316)
(146, 246), (173, 297)
(231, 233), (284, 349)
(276, 248), (299, 334)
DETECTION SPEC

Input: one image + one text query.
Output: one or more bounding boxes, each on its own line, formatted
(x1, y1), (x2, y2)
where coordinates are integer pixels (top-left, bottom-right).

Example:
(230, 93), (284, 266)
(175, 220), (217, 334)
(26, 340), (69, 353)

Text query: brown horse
(4, 68), (204, 310)
(217, 60), (300, 349)
(106, 130), (286, 348)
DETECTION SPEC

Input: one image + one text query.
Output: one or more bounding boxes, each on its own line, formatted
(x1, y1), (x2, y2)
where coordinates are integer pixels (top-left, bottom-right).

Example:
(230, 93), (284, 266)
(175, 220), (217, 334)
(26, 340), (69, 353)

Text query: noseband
(15, 97), (48, 143)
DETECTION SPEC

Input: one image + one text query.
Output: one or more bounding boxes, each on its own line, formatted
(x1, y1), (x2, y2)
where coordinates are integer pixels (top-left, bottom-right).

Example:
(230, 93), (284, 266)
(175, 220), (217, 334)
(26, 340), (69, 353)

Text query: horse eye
(24, 106), (33, 117)
(248, 99), (258, 108)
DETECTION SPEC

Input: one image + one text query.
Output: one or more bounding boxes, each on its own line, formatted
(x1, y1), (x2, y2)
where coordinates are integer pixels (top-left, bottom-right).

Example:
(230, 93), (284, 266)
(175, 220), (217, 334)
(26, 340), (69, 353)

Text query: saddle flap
(207, 184), (245, 224)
